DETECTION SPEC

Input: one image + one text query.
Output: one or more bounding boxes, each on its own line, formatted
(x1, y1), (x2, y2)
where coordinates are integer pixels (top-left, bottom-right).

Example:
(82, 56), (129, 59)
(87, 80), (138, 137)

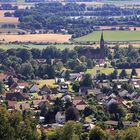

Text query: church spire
(100, 31), (104, 42)
(100, 31), (105, 59)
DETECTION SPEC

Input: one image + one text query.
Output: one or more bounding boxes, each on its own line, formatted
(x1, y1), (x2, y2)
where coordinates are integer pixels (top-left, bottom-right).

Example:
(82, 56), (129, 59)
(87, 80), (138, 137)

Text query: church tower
(100, 32), (105, 59)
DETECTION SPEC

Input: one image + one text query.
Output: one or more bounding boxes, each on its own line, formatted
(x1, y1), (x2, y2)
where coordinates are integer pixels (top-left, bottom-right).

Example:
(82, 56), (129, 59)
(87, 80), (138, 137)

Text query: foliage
(66, 106), (80, 121)
(0, 107), (40, 140)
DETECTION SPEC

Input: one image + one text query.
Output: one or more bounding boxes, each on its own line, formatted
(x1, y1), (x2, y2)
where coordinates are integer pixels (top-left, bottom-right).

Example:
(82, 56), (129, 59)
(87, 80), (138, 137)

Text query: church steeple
(100, 32), (105, 59)
(100, 31), (104, 42)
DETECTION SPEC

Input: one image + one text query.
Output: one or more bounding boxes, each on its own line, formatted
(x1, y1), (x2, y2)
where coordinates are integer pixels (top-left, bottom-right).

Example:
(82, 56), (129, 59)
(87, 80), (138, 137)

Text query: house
(106, 97), (119, 106)
(14, 103), (20, 110)
(129, 91), (137, 99)
(55, 78), (65, 84)
(30, 84), (39, 93)
(83, 123), (95, 132)
(69, 72), (84, 81)
(10, 82), (29, 93)
(32, 99), (46, 109)
(73, 96), (87, 111)
(79, 87), (93, 96)
(39, 85), (51, 95)
(57, 83), (69, 93)
(6, 92), (26, 101)
(0, 73), (9, 82)
(36, 59), (46, 64)
(105, 121), (139, 127)
(18, 82), (29, 90)
(134, 94), (140, 103)
(61, 94), (72, 102)
(75, 100), (87, 111)
(21, 103), (30, 110)
(55, 112), (65, 124)
(118, 90), (129, 97)
(73, 96), (83, 106)
(7, 101), (17, 109)
(39, 116), (45, 123)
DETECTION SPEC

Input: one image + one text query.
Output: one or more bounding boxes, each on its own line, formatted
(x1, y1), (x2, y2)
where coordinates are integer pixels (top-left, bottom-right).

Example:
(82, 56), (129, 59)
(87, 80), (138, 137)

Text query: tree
(119, 69), (127, 79)
(19, 63), (34, 79)
(66, 106), (80, 121)
(0, 107), (40, 140)
(0, 81), (4, 94)
(80, 74), (93, 87)
(47, 121), (82, 140)
(87, 59), (94, 69)
(72, 81), (80, 92)
(65, 70), (70, 81)
(7, 76), (14, 87)
(111, 69), (118, 79)
(115, 127), (140, 140)
(108, 103), (126, 120)
(17, 49), (32, 62)
(83, 106), (93, 117)
(131, 68), (137, 78)
(89, 126), (109, 140)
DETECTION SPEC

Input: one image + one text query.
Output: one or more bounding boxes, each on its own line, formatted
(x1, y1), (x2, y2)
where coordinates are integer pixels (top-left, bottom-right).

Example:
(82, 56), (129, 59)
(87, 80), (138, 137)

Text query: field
(0, 10), (19, 25)
(0, 34), (72, 43)
(86, 67), (140, 77)
(76, 0), (140, 7)
(35, 79), (57, 88)
(74, 31), (140, 42)
(0, 43), (75, 50)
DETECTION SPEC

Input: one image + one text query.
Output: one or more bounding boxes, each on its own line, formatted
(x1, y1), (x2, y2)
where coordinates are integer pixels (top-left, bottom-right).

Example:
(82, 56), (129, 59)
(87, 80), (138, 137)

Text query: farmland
(0, 34), (71, 43)
(74, 31), (140, 42)
(0, 10), (19, 25)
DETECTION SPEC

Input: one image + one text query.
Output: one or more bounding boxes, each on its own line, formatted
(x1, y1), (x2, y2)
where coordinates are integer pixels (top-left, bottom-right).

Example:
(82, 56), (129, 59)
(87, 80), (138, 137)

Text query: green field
(0, 44), (76, 50)
(74, 31), (140, 42)
(86, 67), (135, 75)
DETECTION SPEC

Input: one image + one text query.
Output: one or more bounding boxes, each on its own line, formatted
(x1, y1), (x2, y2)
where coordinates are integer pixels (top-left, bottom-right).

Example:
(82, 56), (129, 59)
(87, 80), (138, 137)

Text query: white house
(30, 84), (39, 93)
(118, 90), (128, 97)
(134, 94), (140, 103)
(55, 112), (65, 124)
(106, 98), (118, 106)
(129, 91), (137, 99)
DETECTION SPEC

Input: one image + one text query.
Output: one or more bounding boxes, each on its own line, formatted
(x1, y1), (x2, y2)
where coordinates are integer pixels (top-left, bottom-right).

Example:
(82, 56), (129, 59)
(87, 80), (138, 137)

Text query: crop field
(0, 34), (72, 43)
(0, 10), (19, 24)
(74, 31), (140, 42)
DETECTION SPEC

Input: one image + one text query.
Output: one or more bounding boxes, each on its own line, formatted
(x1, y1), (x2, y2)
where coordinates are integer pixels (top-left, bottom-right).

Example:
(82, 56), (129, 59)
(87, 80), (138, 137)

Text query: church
(84, 32), (105, 60)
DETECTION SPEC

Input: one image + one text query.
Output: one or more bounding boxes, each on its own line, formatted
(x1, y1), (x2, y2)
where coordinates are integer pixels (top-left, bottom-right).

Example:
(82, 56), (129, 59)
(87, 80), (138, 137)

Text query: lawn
(74, 31), (140, 42)
(35, 79), (57, 88)
(86, 67), (114, 75)
(86, 67), (139, 76)
(0, 44), (76, 50)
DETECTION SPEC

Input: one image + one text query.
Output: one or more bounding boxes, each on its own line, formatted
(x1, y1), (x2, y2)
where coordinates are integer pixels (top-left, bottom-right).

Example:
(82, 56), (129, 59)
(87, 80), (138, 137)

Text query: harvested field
(0, 28), (26, 34)
(0, 10), (19, 24)
(0, 34), (72, 43)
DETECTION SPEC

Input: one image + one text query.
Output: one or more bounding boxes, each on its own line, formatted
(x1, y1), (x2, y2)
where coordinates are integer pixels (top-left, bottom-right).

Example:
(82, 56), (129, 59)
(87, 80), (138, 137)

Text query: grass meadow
(74, 31), (140, 42)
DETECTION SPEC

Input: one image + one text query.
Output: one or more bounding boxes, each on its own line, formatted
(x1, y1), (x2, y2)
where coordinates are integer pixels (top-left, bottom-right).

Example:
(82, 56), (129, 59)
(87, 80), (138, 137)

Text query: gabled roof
(18, 82), (29, 88)
(0, 73), (8, 81)
(40, 84), (51, 92)
(21, 103), (30, 110)
(32, 99), (46, 106)
(6, 92), (26, 101)
(73, 96), (83, 105)
(8, 101), (17, 108)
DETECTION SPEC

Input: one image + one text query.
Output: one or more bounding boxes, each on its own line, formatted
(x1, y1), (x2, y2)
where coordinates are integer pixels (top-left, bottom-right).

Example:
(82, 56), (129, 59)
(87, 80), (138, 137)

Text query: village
(0, 60), (140, 133)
